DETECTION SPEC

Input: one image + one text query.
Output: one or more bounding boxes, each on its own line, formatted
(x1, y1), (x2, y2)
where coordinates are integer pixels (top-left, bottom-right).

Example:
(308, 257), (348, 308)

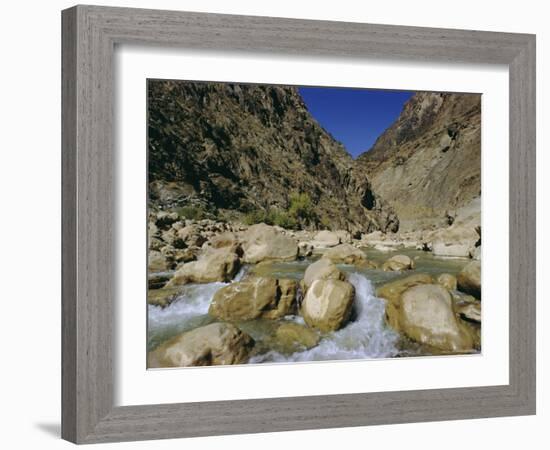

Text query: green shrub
(176, 205), (208, 220)
(288, 192), (317, 226)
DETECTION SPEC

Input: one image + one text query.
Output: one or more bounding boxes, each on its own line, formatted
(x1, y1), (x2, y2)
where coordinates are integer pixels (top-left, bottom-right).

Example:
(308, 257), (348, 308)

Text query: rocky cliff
(356, 92), (481, 231)
(148, 80), (398, 234)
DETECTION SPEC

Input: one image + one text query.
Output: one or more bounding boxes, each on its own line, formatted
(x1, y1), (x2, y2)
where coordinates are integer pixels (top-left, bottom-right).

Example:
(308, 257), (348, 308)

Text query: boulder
(436, 273), (457, 291)
(321, 244), (369, 265)
(275, 322), (320, 350)
(455, 302), (481, 323)
(298, 241), (314, 258)
(382, 254), (415, 271)
(147, 323), (254, 367)
(147, 286), (182, 307)
(335, 230), (352, 244)
(310, 230), (341, 248)
(155, 211), (179, 229)
(303, 258), (346, 290)
(241, 223), (298, 263)
(376, 273), (434, 331)
(209, 231), (241, 250)
(209, 277), (297, 321)
(301, 279), (355, 332)
(400, 284), (475, 351)
(429, 224), (480, 258)
(166, 246), (240, 286)
(148, 250), (171, 272)
(457, 260), (481, 298)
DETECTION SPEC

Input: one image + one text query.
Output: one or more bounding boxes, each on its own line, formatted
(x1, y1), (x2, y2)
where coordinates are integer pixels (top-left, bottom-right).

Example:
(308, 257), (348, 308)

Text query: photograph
(146, 79), (482, 368)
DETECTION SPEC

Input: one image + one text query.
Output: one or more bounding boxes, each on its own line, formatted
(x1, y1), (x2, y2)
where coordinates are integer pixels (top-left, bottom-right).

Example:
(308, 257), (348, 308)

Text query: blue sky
(298, 87), (414, 158)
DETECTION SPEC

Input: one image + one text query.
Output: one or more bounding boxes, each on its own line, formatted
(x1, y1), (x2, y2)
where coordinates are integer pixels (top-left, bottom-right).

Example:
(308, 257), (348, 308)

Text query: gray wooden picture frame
(61, 4), (536, 444)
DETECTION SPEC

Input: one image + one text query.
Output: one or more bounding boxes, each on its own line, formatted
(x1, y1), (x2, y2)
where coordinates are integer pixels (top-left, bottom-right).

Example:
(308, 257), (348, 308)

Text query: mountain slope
(356, 92), (481, 231)
(148, 80), (398, 234)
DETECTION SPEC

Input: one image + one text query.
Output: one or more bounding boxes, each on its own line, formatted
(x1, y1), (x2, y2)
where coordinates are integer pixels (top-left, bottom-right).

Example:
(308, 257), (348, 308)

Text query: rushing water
(248, 273), (399, 363)
(147, 251), (472, 362)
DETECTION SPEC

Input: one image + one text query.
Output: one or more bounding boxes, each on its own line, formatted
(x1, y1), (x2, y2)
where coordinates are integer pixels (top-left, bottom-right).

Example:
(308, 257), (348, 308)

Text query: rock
(400, 284), (475, 351)
(455, 302), (481, 323)
(309, 230), (340, 249)
(376, 273), (434, 331)
(209, 277), (297, 321)
(471, 246), (481, 260)
(382, 254), (415, 271)
(148, 323), (254, 367)
(241, 223), (298, 263)
(166, 246), (240, 286)
(429, 225), (480, 258)
(301, 279), (355, 332)
(335, 230), (352, 244)
(436, 273), (457, 291)
(209, 231), (240, 249)
(147, 286), (182, 307)
(148, 273), (171, 290)
(303, 258), (346, 290)
(457, 260), (481, 298)
(275, 322), (320, 350)
(148, 250), (171, 272)
(155, 211), (179, 229)
(176, 225), (207, 248)
(321, 244), (368, 265)
(298, 241), (314, 258)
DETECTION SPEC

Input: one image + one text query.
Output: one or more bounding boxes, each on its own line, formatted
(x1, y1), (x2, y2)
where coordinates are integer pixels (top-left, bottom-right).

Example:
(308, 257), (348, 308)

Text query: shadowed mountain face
(356, 92), (481, 231)
(148, 80), (399, 234)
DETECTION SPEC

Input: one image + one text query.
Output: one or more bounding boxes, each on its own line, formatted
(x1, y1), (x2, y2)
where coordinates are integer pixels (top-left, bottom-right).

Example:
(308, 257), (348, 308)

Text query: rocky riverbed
(147, 213), (481, 368)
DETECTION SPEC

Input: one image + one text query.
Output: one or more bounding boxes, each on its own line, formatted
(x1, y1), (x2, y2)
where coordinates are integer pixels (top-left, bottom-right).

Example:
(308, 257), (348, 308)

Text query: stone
(298, 241), (314, 258)
(241, 223), (298, 263)
(457, 260), (481, 298)
(209, 231), (241, 250)
(310, 230), (341, 248)
(209, 277), (297, 321)
(376, 273), (434, 331)
(166, 246), (240, 286)
(400, 284), (475, 352)
(301, 279), (355, 332)
(275, 322), (320, 350)
(155, 211), (179, 229)
(321, 244), (368, 265)
(147, 286), (182, 308)
(303, 258), (346, 290)
(382, 254), (415, 271)
(429, 225), (480, 258)
(148, 250), (171, 272)
(471, 246), (481, 260)
(147, 323), (254, 367)
(455, 302), (481, 323)
(436, 273), (457, 291)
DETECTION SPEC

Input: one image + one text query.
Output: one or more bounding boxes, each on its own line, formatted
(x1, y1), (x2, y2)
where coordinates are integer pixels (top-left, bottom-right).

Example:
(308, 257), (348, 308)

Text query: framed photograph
(62, 5), (536, 444)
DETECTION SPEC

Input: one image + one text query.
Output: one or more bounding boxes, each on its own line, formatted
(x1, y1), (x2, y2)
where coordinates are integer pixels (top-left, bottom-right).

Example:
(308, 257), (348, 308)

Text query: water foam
(249, 273), (399, 363)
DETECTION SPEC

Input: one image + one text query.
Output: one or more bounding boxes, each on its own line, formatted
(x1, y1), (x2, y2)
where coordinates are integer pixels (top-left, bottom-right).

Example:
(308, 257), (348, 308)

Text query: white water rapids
(147, 271), (400, 362)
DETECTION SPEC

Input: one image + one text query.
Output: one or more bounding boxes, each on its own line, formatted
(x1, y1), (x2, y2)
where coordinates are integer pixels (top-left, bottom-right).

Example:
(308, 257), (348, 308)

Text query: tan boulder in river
(436, 273), (458, 291)
(241, 223), (298, 263)
(382, 254), (415, 272)
(147, 322), (254, 367)
(303, 258), (346, 290)
(457, 260), (481, 298)
(400, 284), (475, 352)
(301, 279), (355, 332)
(321, 243), (374, 267)
(376, 273), (434, 331)
(166, 246), (240, 286)
(209, 277), (297, 321)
